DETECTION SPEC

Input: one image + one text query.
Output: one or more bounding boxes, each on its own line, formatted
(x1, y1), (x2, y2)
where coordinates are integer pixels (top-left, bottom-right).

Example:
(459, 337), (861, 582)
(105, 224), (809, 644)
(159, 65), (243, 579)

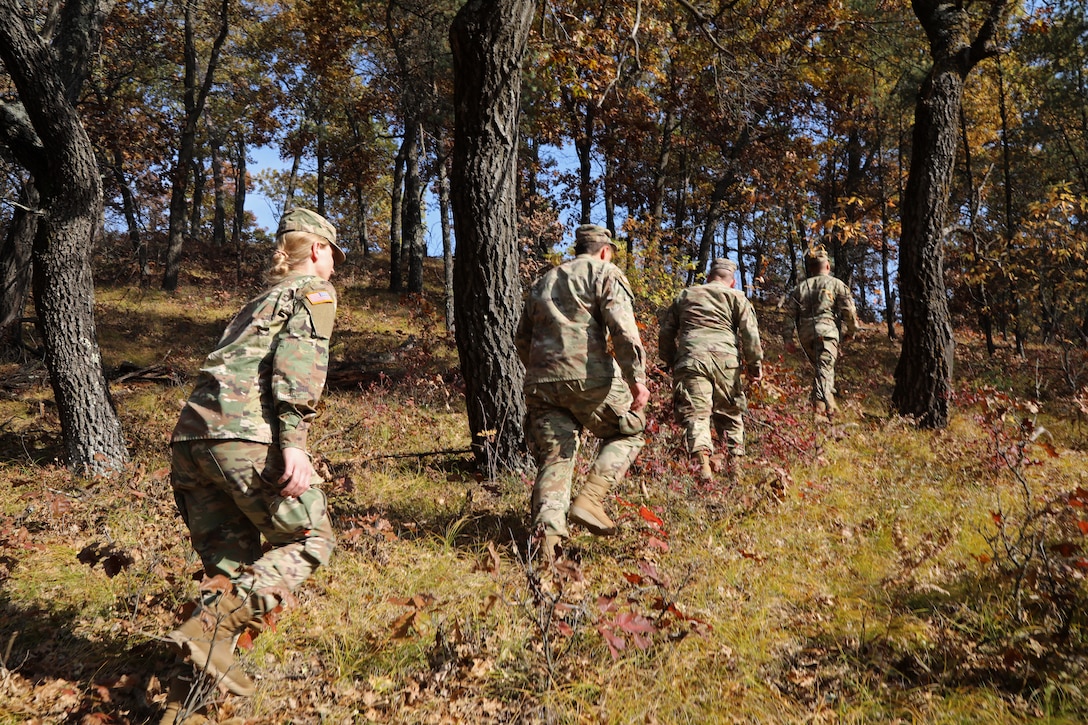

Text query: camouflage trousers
(672, 359), (746, 455)
(525, 377), (645, 537)
(170, 439), (335, 615)
(799, 334), (840, 410)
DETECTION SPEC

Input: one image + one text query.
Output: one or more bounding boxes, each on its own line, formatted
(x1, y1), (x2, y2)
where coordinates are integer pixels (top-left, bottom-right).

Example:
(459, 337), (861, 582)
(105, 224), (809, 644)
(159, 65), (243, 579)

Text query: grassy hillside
(1, 253), (1087, 723)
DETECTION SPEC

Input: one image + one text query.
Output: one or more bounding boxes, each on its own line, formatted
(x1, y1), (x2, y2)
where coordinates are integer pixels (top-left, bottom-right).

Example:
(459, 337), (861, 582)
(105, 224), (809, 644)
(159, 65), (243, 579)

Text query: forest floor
(1, 250), (1088, 724)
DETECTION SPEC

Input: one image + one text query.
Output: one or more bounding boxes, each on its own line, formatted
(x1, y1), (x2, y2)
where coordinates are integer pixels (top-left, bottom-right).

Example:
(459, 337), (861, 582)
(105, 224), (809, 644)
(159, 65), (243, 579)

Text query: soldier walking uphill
(160, 208), (344, 722)
(782, 245), (858, 419)
(659, 258), (763, 482)
(516, 224), (650, 561)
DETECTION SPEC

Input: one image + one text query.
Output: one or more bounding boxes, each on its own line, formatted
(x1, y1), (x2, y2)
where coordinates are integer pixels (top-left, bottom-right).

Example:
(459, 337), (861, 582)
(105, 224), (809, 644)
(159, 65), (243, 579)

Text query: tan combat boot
(569, 474), (617, 536)
(696, 450), (713, 481)
(543, 534), (564, 562)
(167, 591), (257, 696)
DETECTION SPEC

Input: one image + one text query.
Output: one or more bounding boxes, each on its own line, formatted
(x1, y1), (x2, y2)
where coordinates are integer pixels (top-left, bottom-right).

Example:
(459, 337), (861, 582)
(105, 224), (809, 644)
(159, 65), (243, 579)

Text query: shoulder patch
(300, 284), (337, 339)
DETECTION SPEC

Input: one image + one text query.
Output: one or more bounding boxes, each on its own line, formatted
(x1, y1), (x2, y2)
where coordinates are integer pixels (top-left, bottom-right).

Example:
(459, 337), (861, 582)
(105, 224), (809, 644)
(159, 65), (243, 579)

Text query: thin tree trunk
(231, 136), (246, 283)
(405, 119), (425, 294)
(390, 138), (406, 292)
(189, 152), (204, 240)
(437, 149), (455, 332)
(283, 150), (300, 214)
(449, 0), (534, 472)
(0, 181), (37, 351)
(210, 133), (227, 247)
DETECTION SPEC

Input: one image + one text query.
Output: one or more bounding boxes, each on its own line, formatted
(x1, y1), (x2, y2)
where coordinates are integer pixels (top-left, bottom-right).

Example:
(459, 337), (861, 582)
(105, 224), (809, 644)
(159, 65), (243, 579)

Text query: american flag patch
(306, 291), (334, 304)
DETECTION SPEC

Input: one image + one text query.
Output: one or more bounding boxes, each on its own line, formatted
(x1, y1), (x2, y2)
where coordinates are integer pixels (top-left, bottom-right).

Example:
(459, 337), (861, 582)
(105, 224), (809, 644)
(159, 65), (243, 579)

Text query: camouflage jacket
(172, 274), (337, 450)
(515, 254), (646, 387)
(782, 273), (858, 343)
(658, 281), (763, 372)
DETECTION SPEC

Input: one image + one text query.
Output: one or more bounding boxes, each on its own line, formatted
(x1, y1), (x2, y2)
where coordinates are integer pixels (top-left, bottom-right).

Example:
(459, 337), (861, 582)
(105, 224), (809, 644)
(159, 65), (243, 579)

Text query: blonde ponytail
(266, 231), (326, 283)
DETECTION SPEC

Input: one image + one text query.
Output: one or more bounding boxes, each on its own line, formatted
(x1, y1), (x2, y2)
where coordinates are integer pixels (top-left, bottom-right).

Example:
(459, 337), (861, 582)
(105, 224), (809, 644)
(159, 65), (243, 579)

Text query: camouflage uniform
(171, 270), (338, 615)
(782, 255), (857, 412)
(515, 226), (647, 539)
(659, 266), (763, 456)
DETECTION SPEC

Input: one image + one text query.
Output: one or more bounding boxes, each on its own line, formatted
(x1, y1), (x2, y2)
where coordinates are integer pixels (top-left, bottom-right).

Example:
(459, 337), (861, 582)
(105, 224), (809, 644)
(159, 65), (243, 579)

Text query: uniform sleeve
(515, 295), (533, 367)
(657, 299), (679, 367)
(835, 280), (859, 338)
(737, 298), (764, 367)
(600, 266), (647, 386)
(274, 282), (336, 450)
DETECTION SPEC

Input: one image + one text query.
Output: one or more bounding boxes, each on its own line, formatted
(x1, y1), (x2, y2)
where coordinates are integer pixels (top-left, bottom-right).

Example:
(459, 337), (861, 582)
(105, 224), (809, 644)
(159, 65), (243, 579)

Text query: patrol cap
(278, 207), (346, 263)
(710, 258), (738, 278)
(575, 223), (618, 252)
(805, 244), (829, 262)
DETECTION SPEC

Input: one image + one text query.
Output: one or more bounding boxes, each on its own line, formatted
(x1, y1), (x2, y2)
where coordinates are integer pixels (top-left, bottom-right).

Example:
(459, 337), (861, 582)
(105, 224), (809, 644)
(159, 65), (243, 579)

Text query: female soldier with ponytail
(160, 208), (344, 720)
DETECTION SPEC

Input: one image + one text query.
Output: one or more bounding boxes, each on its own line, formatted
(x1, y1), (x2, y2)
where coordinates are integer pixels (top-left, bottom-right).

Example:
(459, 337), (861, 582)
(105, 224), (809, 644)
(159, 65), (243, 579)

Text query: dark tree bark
(436, 146), (455, 332)
(162, 0), (229, 291)
(0, 180), (37, 351)
(892, 0), (1009, 428)
(389, 139), (406, 292)
(0, 0), (129, 475)
(210, 131), (227, 247)
(404, 120), (426, 294)
(450, 0), (534, 473)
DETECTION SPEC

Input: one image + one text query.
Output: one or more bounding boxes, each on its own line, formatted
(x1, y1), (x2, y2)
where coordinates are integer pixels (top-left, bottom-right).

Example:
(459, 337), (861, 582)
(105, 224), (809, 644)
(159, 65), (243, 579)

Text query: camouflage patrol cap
(278, 207), (346, 263)
(575, 223), (618, 253)
(709, 258), (738, 278)
(805, 245), (829, 262)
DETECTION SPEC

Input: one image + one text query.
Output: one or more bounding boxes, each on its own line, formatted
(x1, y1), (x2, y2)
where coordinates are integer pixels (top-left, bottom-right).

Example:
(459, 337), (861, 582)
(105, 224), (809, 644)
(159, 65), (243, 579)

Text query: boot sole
(569, 505), (617, 536)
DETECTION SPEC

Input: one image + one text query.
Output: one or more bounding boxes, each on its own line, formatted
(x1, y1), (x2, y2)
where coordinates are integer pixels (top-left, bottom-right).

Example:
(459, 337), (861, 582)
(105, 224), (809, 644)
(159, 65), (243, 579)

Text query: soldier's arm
(836, 281), (859, 339)
(657, 300), (679, 367)
(738, 299), (764, 376)
(599, 267), (647, 387)
(272, 282), (336, 452)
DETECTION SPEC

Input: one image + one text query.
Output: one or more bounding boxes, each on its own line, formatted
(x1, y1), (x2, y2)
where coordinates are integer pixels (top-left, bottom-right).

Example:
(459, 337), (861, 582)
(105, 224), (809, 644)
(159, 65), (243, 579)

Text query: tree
(892, 0), (1010, 428)
(161, 0), (230, 291)
(449, 0), (534, 472)
(0, 0), (129, 475)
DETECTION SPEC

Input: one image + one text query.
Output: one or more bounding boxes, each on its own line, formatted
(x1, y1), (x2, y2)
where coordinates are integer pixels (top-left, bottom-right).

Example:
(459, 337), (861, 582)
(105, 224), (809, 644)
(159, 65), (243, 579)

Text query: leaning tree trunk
(0, 0), (129, 475)
(449, 0), (534, 473)
(892, 0), (1009, 428)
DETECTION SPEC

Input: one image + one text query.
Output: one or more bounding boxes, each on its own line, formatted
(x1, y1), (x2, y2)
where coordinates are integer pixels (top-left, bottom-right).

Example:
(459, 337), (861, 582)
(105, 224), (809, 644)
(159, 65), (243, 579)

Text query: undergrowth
(0, 252), (1086, 722)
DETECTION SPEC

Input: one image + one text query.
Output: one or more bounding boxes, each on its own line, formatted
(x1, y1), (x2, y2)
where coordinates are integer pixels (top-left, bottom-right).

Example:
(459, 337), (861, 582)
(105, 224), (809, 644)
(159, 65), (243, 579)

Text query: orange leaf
(1078, 520), (1088, 535)
(638, 505), (663, 528)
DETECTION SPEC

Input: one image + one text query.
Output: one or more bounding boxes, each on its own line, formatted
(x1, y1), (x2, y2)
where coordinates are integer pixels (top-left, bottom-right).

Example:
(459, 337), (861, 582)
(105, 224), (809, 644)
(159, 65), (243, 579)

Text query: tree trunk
(405, 119), (426, 294)
(210, 133), (227, 247)
(0, 181), (37, 351)
(437, 149), (455, 332)
(389, 138), (406, 292)
(892, 0), (1008, 428)
(189, 152), (205, 240)
(283, 150), (300, 213)
(162, 0), (230, 291)
(0, 0), (129, 475)
(449, 0), (534, 473)
(231, 136), (246, 283)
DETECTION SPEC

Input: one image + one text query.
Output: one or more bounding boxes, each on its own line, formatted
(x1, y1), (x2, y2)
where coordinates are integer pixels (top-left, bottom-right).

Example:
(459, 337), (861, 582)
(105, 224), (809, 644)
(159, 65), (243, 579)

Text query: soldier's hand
(279, 446), (314, 498)
(631, 382), (650, 412)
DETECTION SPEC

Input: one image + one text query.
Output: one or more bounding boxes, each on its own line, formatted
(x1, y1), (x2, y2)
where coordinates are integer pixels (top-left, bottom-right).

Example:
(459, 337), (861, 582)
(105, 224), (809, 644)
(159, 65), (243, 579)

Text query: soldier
(161, 208), (344, 721)
(782, 245), (858, 419)
(659, 258), (763, 481)
(515, 223), (650, 560)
